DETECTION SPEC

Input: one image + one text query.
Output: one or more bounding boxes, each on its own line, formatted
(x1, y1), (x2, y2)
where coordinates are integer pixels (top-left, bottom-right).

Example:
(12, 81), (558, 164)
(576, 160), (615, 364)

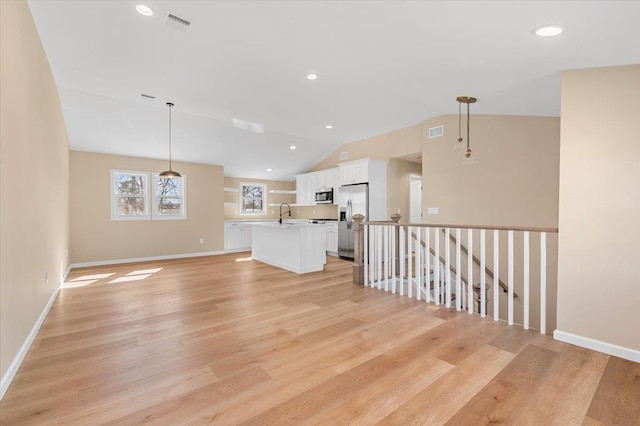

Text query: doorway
(409, 175), (422, 223)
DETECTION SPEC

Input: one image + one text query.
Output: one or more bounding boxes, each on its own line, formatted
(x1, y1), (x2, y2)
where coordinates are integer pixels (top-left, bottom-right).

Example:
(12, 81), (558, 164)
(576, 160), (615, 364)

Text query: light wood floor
(1, 254), (638, 425)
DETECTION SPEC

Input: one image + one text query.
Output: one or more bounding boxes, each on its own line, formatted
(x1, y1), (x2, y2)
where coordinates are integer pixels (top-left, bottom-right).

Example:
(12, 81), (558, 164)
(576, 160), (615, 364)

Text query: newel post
(390, 214), (401, 271)
(352, 214), (365, 285)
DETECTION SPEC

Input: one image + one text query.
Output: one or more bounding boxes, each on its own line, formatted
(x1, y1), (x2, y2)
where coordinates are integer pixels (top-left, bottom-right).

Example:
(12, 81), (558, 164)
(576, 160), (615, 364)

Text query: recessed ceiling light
(136, 5), (154, 16)
(266, 168), (272, 172)
(533, 24), (566, 37)
(290, 145), (296, 150)
(306, 74), (318, 80)
(325, 125), (333, 129)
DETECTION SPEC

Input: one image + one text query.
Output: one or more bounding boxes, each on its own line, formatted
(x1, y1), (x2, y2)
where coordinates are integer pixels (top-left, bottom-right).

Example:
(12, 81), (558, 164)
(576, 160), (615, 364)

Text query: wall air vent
(140, 93), (156, 101)
(164, 13), (191, 32)
(428, 125), (444, 139)
(339, 152), (348, 161)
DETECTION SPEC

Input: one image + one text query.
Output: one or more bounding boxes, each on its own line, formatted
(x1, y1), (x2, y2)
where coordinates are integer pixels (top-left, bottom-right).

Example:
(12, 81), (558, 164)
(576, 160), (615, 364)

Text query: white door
(409, 176), (422, 223)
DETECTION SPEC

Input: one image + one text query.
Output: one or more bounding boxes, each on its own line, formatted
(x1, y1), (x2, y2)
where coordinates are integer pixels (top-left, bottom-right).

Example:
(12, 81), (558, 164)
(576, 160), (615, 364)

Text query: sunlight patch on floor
(108, 274), (152, 284)
(126, 268), (163, 276)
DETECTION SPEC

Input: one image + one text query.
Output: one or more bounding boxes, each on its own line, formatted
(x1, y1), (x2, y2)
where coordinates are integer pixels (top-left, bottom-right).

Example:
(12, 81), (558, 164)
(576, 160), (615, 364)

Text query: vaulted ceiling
(28, 1), (640, 180)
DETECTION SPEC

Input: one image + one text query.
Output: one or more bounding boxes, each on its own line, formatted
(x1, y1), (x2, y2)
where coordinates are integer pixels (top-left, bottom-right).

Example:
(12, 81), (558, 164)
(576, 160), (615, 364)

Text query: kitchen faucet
(279, 202), (291, 224)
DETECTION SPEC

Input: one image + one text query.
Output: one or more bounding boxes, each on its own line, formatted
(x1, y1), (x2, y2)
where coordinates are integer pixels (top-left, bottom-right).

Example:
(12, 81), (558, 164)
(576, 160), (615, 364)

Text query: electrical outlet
(44, 272), (49, 283)
(199, 238), (204, 244)
(312, 209), (315, 214)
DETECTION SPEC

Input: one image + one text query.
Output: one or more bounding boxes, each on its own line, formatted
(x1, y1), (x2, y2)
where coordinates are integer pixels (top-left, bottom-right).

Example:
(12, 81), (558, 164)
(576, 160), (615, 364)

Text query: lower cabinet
(225, 222), (253, 251)
(326, 223), (338, 256)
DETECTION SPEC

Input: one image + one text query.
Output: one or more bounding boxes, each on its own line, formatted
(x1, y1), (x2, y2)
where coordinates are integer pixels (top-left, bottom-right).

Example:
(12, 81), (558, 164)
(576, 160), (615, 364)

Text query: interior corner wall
(69, 151), (224, 264)
(557, 64), (640, 352)
(0, 0), (70, 389)
(387, 159), (422, 220)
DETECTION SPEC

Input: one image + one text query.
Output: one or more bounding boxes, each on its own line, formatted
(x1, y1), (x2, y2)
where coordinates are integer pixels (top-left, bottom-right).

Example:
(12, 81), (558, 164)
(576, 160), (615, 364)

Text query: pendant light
(159, 102), (181, 178)
(456, 96), (476, 160)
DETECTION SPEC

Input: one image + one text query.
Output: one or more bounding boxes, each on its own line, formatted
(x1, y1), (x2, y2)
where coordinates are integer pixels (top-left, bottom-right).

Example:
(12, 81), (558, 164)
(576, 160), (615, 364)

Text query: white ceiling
(28, 1), (640, 181)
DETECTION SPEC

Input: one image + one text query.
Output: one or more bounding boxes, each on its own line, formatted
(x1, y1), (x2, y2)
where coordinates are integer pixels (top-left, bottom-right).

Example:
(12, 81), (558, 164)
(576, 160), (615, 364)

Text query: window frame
(110, 169), (150, 221)
(239, 182), (267, 215)
(152, 173), (187, 220)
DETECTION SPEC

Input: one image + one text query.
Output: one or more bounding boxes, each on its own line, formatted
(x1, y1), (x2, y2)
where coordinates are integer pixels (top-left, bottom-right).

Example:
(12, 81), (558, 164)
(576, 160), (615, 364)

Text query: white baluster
(523, 231), (530, 330)
(391, 225), (396, 294)
(468, 229), (473, 314)
(445, 228), (451, 308)
(508, 230), (514, 325)
(425, 227), (431, 303)
(434, 228), (440, 305)
(480, 229), (486, 318)
(369, 226), (376, 287)
(405, 226), (411, 297)
(384, 226), (389, 291)
(493, 229), (500, 321)
(364, 225), (368, 286)
(456, 228), (461, 311)
(377, 226), (383, 289)
(412, 227), (419, 299)
(540, 232), (547, 334)
(397, 226), (404, 295)
(416, 227), (421, 301)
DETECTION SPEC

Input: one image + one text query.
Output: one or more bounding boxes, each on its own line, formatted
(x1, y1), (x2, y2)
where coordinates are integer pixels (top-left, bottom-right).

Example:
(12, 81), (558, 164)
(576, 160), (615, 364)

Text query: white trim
(554, 329), (640, 363)
(1, 282), (61, 400)
(69, 250), (226, 269)
(224, 187), (239, 192)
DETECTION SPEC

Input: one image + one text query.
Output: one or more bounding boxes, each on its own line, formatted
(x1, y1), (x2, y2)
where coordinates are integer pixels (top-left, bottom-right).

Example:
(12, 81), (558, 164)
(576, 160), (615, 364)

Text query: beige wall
(421, 114), (560, 228)
(70, 152), (224, 264)
(387, 159), (422, 220)
(557, 65), (640, 351)
(309, 123), (422, 171)
(0, 0), (70, 384)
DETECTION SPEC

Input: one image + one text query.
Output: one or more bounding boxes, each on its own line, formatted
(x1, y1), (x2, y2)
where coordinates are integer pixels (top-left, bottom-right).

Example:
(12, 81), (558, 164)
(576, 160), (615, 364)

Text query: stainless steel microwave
(315, 188), (333, 204)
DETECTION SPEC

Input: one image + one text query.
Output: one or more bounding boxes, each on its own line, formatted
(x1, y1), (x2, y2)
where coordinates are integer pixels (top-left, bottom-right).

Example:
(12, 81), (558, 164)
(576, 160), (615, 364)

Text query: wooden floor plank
(1, 254), (637, 425)
(586, 356), (640, 425)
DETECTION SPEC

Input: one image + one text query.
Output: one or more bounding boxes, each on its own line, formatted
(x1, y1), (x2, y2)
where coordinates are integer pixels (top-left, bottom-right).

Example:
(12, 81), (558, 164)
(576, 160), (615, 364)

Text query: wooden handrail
(441, 228), (516, 297)
(365, 221), (558, 234)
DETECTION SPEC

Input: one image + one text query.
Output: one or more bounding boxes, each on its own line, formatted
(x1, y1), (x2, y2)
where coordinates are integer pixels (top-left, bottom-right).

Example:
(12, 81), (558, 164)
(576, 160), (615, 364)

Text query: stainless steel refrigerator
(338, 183), (368, 260)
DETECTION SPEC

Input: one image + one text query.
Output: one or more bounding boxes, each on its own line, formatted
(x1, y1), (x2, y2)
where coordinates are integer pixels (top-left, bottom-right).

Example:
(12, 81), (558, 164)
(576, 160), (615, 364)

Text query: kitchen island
(251, 222), (327, 274)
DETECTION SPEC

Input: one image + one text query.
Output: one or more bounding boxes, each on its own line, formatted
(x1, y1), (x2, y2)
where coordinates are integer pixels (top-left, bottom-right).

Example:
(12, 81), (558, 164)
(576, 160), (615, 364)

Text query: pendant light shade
(159, 102), (181, 178)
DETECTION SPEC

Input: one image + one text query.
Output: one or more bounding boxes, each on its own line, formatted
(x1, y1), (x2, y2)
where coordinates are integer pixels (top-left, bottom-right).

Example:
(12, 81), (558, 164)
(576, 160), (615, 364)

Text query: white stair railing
(358, 220), (558, 334)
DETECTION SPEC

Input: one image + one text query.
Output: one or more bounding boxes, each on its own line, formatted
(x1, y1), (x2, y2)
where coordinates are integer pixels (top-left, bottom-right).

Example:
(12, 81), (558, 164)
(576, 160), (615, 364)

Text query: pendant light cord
(168, 103), (173, 171)
(466, 101), (470, 153)
(458, 101), (462, 142)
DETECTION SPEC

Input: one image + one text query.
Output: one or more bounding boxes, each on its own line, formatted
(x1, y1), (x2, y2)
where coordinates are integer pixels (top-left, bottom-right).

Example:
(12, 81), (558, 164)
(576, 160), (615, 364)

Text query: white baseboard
(554, 329), (640, 363)
(0, 282), (61, 400)
(69, 250), (226, 269)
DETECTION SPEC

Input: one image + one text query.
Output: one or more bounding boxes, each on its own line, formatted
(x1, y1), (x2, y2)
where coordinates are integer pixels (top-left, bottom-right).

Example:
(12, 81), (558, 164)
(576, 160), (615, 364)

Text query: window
(110, 169), (187, 221)
(152, 173), (187, 220)
(239, 182), (267, 215)
(111, 170), (149, 220)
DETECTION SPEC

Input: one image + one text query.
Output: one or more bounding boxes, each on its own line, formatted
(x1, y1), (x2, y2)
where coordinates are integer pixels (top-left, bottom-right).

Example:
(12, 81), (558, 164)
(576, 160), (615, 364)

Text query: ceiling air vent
(164, 13), (191, 32)
(428, 125), (444, 139)
(140, 93), (156, 101)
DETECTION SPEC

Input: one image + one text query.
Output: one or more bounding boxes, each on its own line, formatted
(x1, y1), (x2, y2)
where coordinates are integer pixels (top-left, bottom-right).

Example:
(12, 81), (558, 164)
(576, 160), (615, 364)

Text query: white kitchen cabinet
(225, 222), (253, 251)
(325, 222), (338, 255)
(339, 160), (369, 185)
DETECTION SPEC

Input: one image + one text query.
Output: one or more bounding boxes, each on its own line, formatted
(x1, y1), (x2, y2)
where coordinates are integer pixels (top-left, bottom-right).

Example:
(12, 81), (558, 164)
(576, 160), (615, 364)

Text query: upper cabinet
(339, 160), (369, 185)
(296, 167), (339, 206)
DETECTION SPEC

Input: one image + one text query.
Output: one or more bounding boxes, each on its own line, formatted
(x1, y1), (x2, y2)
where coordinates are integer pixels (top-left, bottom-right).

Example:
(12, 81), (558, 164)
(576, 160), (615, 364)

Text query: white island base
(252, 223), (327, 274)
